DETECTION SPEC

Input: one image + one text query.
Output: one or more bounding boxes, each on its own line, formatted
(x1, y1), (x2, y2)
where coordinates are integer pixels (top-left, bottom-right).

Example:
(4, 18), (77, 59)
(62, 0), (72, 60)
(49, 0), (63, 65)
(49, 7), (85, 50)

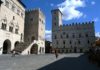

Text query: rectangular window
(12, 5), (15, 11)
(2, 23), (6, 30)
(17, 9), (20, 15)
(9, 26), (13, 32)
(15, 29), (18, 34)
(21, 12), (24, 18)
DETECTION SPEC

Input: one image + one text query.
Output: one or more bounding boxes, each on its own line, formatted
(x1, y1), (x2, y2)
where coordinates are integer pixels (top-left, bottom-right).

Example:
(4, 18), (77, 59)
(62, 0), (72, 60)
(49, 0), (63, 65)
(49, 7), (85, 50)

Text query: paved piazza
(0, 53), (99, 70)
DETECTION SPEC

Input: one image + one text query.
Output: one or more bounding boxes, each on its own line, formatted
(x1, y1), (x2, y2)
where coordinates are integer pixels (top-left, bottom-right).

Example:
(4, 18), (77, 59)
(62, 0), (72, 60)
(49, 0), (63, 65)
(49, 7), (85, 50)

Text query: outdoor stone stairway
(13, 40), (38, 55)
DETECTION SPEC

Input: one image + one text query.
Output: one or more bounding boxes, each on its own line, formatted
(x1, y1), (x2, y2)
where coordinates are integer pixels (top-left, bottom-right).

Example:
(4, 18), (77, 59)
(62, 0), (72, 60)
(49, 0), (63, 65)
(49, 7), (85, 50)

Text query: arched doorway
(15, 41), (19, 47)
(14, 41), (19, 51)
(30, 44), (38, 54)
(2, 39), (11, 54)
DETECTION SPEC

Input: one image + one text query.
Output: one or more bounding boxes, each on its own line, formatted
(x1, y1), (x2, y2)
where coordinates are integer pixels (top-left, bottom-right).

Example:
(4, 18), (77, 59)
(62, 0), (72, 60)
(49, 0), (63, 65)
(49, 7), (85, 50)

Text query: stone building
(0, 0), (25, 54)
(24, 8), (45, 54)
(51, 9), (95, 53)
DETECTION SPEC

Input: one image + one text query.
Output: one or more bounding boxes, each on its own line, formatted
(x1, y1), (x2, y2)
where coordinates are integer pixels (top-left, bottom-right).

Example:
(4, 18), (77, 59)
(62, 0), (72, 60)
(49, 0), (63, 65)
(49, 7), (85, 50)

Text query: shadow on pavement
(38, 54), (100, 70)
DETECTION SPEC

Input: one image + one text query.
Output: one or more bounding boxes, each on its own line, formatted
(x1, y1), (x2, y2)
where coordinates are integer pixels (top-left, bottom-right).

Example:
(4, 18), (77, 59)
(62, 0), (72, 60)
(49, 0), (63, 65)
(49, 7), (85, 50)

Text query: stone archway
(30, 44), (38, 54)
(2, 39), (11, 54)
(14, 41), (20, 51)
(14, 41), (19, 48)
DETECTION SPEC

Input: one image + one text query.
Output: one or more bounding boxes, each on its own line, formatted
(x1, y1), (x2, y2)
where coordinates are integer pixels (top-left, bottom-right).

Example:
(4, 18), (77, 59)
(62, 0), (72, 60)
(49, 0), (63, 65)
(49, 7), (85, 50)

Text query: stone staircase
(13, 40), (38, 55)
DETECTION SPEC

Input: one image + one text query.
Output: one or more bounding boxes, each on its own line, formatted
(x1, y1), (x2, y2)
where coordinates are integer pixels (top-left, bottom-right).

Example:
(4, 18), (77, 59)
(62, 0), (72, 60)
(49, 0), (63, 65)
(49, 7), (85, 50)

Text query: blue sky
(21, 0), (100, 41)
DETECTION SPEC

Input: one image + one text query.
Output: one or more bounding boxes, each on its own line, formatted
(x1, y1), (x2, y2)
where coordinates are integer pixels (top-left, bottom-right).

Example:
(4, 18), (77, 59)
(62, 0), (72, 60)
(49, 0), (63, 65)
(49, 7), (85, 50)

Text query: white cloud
(95, 32), (100, 37)
(91, 1), (95, 5)
(50, 3), (54, 7)
(93, 18), (99, 22)
(57, 0), (86, 21)
(45, 30), (52, 41)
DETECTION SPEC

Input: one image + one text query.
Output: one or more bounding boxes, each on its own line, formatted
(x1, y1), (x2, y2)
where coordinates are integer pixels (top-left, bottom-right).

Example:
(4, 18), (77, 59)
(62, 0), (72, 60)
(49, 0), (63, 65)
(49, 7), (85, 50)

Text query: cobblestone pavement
(0, 53), (99, 70)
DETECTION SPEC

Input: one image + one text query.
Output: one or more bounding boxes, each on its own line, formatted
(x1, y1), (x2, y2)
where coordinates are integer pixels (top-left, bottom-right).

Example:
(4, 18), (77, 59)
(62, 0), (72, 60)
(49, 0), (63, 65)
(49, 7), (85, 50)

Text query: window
(12, 5), (15, 11)
(69, 40), (72, 44)
(9, 26), (13, 32)
(21, 12), (24, 18)
(13, 16), (15, 20)
(78, 40), (81, 44)
(61, 35), (63, 39)
(56, 41), (58, 45)
(66, 34), (69, 38)
(79, 33), (82, 38)
(72, 33), (75, 38)
(54, 35), (57, 39)
(87, 40), (90, 44)
(54, 22), (56, 26)
(86, 33), (88, 37)
(63, 32), (65, 35)
(30, 18), (33, 21)
(5, 1), (9, 8)
(63, 40), (65, 45)
(15, 29), (18, 34)
(17, 9), (20, 15)
(1, 23), (6, 30)
(21, 33), (23, 41)
(0, 0), (3, 6)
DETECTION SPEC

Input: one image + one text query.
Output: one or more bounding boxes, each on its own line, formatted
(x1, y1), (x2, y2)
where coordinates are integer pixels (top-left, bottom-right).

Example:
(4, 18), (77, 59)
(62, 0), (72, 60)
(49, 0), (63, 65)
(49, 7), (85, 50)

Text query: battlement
(26, 8), (45, 18)
(62, 21), (94, 27)
(26, 8), (41, 13)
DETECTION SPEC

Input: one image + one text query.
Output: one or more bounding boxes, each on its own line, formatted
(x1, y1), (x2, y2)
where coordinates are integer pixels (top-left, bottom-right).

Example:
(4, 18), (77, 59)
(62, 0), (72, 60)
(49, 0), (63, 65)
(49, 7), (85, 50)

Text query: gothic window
(9, 26), (13, 32)
(1, 23), (6, 30)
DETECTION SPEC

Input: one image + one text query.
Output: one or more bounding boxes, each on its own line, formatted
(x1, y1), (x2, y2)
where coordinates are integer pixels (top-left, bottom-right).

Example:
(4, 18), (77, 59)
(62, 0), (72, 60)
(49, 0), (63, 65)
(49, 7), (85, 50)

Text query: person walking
(55, 49), (59, 59)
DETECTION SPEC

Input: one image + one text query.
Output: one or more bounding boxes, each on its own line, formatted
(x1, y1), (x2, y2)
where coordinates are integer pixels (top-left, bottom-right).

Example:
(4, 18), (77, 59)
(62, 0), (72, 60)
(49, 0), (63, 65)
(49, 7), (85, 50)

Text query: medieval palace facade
(52, 9), (95, 53)
(0, 0), (25, 54)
